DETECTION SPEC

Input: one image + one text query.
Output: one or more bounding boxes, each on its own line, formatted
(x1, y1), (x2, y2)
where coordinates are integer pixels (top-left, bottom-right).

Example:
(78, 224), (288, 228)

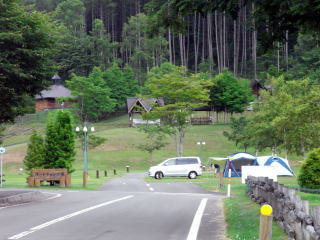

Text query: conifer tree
(23, 131), (45, 175)
(298, 148), (320, 189)
(44, 111), (76, 173)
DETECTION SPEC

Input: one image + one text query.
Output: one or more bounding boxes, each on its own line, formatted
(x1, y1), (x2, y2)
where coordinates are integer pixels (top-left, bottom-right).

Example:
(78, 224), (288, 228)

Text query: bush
(298, 148), (320, 189)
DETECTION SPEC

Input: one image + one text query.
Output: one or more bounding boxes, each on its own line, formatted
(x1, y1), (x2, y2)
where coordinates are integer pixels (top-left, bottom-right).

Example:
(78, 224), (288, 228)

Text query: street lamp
(76, 125), (95, 187)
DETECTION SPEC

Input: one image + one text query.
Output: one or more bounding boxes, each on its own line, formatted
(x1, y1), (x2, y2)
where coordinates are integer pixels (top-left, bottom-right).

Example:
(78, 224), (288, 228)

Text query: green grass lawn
(2, 170), (124, 190)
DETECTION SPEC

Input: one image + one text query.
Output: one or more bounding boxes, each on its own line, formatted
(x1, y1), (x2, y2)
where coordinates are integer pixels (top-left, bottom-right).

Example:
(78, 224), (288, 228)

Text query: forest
(21, 0), (320, 85)
(2, 0), (320, 157)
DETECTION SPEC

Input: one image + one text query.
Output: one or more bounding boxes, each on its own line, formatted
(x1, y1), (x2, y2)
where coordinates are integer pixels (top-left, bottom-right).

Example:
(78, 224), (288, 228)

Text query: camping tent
(256, 156), (294, 176)
(223, 152), (258, 177)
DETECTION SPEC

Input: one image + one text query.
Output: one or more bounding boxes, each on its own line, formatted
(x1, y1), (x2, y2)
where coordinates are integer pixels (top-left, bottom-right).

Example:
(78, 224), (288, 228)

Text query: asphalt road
(0, 173), (227, 240)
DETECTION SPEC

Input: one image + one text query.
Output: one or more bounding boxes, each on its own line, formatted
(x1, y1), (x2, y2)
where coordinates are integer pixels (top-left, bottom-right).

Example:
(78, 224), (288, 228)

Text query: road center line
(8, 195), (134, 240)
(186, 198), (208, 240)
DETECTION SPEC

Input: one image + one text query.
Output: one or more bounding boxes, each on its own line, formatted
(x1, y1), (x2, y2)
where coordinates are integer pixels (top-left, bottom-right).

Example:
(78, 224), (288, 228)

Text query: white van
(148, 157), (203, 179)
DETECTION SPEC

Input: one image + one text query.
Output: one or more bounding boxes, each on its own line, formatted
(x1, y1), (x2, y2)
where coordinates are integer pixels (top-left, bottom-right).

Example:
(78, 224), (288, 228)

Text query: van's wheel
(155, 171), (164, 179)
(188, 171), (197, 179)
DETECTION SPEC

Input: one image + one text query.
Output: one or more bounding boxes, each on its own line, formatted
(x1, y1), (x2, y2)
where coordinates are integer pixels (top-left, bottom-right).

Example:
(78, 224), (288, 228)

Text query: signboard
(241, 166), (277, 184)
(0, 147), (5, 154)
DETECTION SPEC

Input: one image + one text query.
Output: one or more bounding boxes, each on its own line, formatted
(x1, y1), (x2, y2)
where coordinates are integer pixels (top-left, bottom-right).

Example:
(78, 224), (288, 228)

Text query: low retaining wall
(0, 191), (46, 206)
(246, 176), (320, 240)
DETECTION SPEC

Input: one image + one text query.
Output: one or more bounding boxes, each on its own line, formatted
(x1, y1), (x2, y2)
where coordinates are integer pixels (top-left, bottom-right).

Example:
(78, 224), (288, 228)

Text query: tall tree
(66, 67), (116, 122)
(0, 0), (59, 123)
(44, 111), (76, 173)
(122, 13), (168, 85)
(144, 62), (212, 156)
(209, 70), (254, 113)
(103, 63), (138, 109)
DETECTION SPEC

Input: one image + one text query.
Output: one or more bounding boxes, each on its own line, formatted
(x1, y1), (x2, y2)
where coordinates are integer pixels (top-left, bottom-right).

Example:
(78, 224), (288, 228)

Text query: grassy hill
(2, 111), (302, 174)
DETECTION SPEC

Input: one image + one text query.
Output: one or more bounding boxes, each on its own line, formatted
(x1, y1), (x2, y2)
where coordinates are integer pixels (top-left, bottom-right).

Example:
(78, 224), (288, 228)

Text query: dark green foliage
(0, 126), (4, 145)
(150, 0), (320, 46)
(288, 33), (320, 83)
(223, 117), (251, 152)
(24, 131), (46, 175)
(44, 111), (76, 173)
(0, 0), (58, 123)
(298, 148), (320, 189)
(15, 95), (36, 115)
(103, 63), (138, 109)
(210, 70), (254, 113)
(66, 67), (116, 122)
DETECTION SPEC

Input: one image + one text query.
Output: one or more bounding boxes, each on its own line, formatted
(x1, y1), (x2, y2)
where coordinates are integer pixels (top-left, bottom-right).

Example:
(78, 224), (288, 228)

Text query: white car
(148, 157), (203, 179)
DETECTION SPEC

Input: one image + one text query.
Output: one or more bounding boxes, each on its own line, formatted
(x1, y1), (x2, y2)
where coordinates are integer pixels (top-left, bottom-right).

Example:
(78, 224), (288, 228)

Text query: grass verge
(1, 170), (124, 191)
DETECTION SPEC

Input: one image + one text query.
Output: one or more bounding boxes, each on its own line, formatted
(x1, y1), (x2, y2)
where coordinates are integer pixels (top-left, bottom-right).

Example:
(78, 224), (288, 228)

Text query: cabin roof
(126, 97), (164, 113)
(35, 84), (73, 99)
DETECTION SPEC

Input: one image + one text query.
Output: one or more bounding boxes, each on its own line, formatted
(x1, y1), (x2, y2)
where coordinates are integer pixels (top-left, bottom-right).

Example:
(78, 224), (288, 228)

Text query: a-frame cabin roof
(126, 97), (164, 113)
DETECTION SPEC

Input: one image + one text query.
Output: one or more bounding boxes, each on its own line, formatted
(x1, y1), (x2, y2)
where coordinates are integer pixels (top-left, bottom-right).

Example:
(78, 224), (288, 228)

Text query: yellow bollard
(259, 204), (273, 240)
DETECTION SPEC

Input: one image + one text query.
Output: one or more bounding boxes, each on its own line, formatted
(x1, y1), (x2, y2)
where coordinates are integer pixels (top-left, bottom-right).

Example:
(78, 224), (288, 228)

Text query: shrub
(298, 148), (320, 189)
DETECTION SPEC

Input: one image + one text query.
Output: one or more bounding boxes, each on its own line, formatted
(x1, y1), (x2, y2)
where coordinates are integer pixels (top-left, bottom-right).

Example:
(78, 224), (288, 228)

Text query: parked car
(148, 157), (203, 179)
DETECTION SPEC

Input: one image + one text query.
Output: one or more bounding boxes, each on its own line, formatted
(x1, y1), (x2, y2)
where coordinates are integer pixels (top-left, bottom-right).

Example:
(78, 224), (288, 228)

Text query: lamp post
(76, 125), (94, 187)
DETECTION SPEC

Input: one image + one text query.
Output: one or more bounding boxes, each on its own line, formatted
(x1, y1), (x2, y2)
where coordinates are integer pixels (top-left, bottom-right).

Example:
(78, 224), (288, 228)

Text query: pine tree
(23, 131), (46, 175)
(44, 111), (76, 173)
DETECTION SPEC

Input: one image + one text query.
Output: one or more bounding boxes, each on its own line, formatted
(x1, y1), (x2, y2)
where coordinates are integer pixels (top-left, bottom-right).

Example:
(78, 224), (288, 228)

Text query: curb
(0, 191), (47, 206)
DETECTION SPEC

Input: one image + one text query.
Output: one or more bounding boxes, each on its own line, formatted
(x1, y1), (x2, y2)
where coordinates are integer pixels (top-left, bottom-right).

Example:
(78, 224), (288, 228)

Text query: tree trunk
(214, 11), (221, 73)
(207, 14), (214, 72)
(277, 42), (280, 73)
(252, 3), (257, 80)
(178, 128), (185, 157)
(285, 31), (289, 72)
(168, 28), (173, 63)
(223, 12), (226, 69)
(233, 19), (236, 75)
(194, 12), (199, 73)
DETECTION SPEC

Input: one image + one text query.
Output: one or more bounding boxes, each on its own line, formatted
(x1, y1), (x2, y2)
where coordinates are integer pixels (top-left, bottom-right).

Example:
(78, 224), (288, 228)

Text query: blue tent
(223, 152), (258, 177)
(257, 156), (294, 176)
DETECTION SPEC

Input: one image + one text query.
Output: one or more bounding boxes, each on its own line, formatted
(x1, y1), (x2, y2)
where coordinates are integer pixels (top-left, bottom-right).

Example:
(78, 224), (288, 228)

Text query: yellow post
(259, 204), (273, 240)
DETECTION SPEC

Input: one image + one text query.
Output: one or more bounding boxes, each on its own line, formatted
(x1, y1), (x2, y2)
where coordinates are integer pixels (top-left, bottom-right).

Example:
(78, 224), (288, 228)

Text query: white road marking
(154, 192), (217, 198)
(149, 187), (154, 192)
(8, 195), (134, 240)
(186, 198), (208, 240)
(8, 231), (36, 239)
(146, 184), (150, 187)
(44, 192), (62, 200)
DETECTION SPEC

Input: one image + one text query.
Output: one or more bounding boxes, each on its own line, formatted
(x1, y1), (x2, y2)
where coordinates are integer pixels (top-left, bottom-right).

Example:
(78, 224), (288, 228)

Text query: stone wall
(246, 176), (320, 240)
